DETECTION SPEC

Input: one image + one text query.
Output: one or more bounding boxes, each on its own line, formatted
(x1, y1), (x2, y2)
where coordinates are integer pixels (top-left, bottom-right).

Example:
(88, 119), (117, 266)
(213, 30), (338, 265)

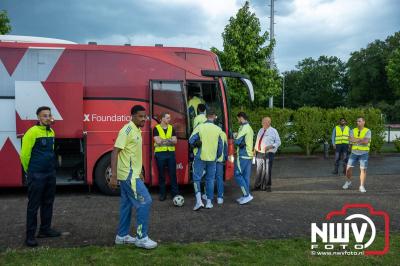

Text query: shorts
(347, 153), (369, 169)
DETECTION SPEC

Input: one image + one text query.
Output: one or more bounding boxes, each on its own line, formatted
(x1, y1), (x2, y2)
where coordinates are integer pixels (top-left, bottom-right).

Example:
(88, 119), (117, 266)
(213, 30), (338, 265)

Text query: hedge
(230, 106), (385, 155)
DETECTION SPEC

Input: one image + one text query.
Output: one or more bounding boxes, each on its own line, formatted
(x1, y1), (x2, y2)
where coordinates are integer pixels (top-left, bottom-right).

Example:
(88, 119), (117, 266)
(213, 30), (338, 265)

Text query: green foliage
(232, 107), (293, 148)
(292, 107), (327, 156)
(386, 48), (400, 97)
(280, 56), (348, 109)
(211, 1), (281, 108)
(0, 10), (11, 34)
(393, 137), (400, 152)
(347, 31), (400, 106)
(376, 100), (400, 123)
(231, 106), (385, 155)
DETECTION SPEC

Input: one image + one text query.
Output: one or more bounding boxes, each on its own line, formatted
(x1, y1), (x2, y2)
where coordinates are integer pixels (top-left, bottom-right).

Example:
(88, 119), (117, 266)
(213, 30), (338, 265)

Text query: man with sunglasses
(342, 117), (371, 193)
(20, 106), (61, 247)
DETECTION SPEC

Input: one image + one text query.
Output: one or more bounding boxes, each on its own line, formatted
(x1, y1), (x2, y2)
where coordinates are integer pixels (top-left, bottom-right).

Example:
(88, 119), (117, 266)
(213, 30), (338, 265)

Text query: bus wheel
(94, 153), (120, 196)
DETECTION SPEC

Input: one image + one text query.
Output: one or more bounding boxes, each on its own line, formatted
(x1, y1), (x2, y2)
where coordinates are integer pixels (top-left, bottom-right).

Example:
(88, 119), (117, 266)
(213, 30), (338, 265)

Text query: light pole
(282, 74), (285, 109)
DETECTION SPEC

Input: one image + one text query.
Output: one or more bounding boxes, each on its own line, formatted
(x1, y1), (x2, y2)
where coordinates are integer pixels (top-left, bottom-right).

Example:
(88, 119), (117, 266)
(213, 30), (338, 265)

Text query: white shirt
(254, 126), (281, 153)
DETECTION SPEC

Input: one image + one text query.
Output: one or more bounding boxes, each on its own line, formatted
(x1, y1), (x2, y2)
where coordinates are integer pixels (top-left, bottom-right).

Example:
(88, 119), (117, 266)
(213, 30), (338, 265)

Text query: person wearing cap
(253, 117), (281, 192)
(189, 110), (222, 210)
(20, 106), (61, 247)
(331, 118), (350, 175)
(153, 112), (179, 201)
(234, 112), (254, 205)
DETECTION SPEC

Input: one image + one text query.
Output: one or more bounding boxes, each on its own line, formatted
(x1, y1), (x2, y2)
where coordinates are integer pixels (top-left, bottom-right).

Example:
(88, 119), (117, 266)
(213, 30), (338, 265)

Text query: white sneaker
(193, 201), (204, 211)
(205, 199), (213, 209)
(115, 235), (136, 245)
(359, 186), (366, 193)
(239, 195), (254, 205)
(236, 196), (244, 203)
(202, 194), (207, 200)
(217, 198), (224, 205)
(135, 236), (158, 249)
(342, 181), (352, 190)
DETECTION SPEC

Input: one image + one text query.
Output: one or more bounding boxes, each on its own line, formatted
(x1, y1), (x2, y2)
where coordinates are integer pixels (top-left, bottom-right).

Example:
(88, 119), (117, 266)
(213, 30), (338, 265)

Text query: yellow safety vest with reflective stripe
(154, 124), (175, 152)
(335, 126), (350, 144)
(352, 127), (370, 152)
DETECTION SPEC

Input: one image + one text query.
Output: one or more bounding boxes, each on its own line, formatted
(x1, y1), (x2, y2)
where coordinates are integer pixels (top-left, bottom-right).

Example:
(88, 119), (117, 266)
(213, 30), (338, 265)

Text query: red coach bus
(0, 35), (254, 195)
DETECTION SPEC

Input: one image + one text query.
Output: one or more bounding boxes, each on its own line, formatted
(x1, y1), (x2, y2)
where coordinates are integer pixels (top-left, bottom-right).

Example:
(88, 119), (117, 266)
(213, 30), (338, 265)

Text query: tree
(386, 47), (400, 97)
(278, 56), (347, 109)
(347, 31), (400, 106)
(211, 1), (280, 107)
(0, 10), (11, 34)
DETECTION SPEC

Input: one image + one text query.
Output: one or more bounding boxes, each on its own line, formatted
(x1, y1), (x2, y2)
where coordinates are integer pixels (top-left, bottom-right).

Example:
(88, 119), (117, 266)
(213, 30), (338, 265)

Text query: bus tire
(94, 153), (120, 196)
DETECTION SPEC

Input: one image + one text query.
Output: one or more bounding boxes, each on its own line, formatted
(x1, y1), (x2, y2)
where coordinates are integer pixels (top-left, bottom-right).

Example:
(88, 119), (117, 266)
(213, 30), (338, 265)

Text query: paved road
(0, 154), (399, 249)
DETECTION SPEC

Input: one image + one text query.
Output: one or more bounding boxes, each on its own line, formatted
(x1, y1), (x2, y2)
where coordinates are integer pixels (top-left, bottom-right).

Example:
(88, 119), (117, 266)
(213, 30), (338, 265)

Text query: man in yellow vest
(189, 109), (222, 210)
(188, 91), (205, 120)
(331, 118), (350, 175)
(153, 113), (179, 201)
(342, 117), (371, 193)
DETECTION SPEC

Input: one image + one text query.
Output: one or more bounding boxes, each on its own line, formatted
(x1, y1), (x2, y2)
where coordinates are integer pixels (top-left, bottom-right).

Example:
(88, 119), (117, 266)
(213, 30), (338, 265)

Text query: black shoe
(37, 229), (61, 238)
(253, 187), (261, 191)
(265, 187), (272, 192)
(25, 238), (38, 247)
(159, 195), (166, 201)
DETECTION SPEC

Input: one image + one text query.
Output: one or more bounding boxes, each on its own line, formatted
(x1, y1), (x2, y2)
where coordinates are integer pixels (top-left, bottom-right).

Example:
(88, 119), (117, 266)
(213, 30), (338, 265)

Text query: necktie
(257, 129), (266, 152)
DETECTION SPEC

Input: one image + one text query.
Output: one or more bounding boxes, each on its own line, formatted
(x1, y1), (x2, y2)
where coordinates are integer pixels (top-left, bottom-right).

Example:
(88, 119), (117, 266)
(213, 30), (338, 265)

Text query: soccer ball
(173, 195), (184, 207)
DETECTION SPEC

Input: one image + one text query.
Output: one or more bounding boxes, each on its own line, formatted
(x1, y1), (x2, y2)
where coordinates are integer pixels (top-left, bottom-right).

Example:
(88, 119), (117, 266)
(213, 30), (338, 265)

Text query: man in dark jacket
(20, 106), (61, 247)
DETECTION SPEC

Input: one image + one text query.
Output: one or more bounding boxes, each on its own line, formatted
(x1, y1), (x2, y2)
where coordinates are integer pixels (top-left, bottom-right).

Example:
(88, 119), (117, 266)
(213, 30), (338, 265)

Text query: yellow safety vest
(352, 127), (370, 152)
(188, 96), (204, 116)
(335, 126), (350, 144)
(154, 124), (176, 152)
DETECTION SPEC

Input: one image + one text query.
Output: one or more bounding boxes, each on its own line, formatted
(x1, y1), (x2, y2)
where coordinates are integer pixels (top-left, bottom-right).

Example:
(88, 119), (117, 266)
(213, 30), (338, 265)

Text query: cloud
(2, 0), (399, 72)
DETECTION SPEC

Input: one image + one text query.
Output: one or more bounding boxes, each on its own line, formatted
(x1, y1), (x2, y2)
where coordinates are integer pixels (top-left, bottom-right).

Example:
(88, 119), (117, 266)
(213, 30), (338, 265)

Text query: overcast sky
(2, 0), (399, 71)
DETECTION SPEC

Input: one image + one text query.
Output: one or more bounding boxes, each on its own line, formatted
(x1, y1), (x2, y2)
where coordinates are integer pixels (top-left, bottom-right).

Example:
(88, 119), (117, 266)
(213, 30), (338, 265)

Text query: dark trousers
(254, 152), (275, 190)
(155, 152), (179, 197)
(334, 144), (349, 172)
(26, 171), (56, 239)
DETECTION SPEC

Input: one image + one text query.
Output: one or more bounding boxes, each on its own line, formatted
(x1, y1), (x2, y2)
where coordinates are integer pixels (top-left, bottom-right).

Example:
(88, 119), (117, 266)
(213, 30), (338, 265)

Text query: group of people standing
(20, 102), (371, 250)
(331, 117), (372, 193)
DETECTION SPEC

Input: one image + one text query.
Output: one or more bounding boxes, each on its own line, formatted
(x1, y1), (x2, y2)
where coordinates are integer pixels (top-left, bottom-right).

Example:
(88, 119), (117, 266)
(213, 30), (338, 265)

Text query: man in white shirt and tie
(253, 117), (281, 192)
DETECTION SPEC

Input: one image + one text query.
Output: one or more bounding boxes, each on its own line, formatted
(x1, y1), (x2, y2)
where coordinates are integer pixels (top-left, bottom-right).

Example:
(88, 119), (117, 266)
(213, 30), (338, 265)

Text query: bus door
(149, 80), (189, 186)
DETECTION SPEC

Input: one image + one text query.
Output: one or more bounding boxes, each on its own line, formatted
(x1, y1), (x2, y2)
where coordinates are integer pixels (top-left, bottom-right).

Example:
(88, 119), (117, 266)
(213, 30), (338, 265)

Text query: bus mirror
(239, 78), (254, 102)
(201, 70), (254, 102)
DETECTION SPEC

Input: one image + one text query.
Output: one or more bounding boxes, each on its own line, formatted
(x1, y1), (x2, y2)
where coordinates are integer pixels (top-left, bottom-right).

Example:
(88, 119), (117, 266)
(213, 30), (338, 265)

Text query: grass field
(1, 233), (398, 266)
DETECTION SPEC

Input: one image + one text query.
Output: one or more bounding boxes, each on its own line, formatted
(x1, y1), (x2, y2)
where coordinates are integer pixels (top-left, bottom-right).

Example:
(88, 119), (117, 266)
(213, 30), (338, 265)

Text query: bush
(231, 107), (293, 149)
(230, 106), (385, 155)
(292, 107), (327, 156)
(393, 137), (400, 152)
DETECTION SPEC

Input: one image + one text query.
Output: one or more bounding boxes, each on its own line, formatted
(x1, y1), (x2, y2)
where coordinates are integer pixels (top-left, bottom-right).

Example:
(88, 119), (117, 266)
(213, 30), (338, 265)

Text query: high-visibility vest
(188, 96), (204, 116)
(352, 127), (370, 152)
(154, 124), (175, 152)
(335, 126), (350, 144)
